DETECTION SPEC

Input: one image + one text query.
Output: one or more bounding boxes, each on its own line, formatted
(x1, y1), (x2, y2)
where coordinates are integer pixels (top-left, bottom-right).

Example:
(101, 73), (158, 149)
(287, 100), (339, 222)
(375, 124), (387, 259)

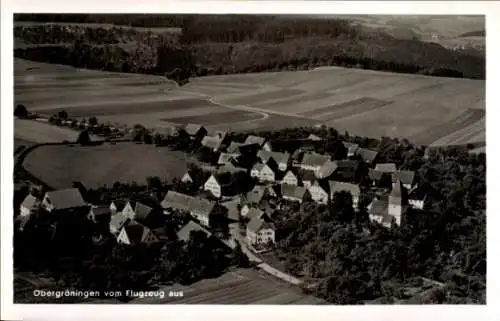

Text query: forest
(14, 15), (485, 83)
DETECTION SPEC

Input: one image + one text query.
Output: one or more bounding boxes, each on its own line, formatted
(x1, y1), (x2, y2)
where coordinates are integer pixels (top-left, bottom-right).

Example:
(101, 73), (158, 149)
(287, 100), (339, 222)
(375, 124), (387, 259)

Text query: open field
(131, 268), (326, 305)
(14, 119), (100, 143)
(15, 59), (485, 146)
(23, 143), (189, 189)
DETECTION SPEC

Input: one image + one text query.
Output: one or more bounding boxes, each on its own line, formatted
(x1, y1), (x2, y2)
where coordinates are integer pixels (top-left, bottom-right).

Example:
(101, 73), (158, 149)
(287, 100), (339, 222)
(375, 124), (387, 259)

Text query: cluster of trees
(14, 15), (485, 82)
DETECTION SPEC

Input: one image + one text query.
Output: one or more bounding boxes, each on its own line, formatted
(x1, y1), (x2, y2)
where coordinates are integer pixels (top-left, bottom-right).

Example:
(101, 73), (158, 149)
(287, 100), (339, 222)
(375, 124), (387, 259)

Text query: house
(246, 215), (275, 246)
(161, 191), (217, 227)
(226, 142), (245, 154)
(181, 171), (194, 184)
(298, 169), (316, 188)
(20, 194), (40, 217)
(333, 160), (360, 182)
(375, 163), (397, 174)
(300, 152), (331, 174)
(257, 151), (290, 171)
(244, 135), (266, 147)
(110, 199), (127, 214)
(408, 187), (427, 210)
(41, 188), (88, 213)
(184, 123), (207, 140)
(308, 181), (330, 205)
(356, 148), (378, 163)
(281, 184), (309, 203)
(204, 174), (223, 198)
(281, 170), (299, 186)
(343, 142), (359, 157)
(177, 220), (212, 243)
(369, 180), (408, 227)
(87, 205), (112, 224)
(368, 197), (393, 228)
(109, 212), (130, 235)
(392, 170), (416, 190)
(329, 181), (361, 208)
(117, 221), (159, 245)
(262, 141), (273, 152)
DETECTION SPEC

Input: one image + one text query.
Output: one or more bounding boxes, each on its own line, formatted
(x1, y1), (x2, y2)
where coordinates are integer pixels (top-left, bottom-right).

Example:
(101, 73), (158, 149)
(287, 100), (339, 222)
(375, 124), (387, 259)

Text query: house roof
(184, 123), (205, 136)
(44, 188), (86, 210)
(301, 153), (331, 168)
(161, 191), (215, 216)
(110, 212), (129, 231)
(247, 207), (265, 221)
(134, 202), (154, 221)
(218, 153), (239, 165)
(201, 135), (223, 150)
(369, 168), (384, 181)
(252, 163), (266, 173)
(357, 148), (378, 163)
(329, 181), (361, 197)
(281, 184), (308, 200)
(122, 222), (155, 244)
(298, 169), (317, 182)
(335, 159), (360, 170)
(21, 194), (39, 210)
(317, 160), (338, 179)
(343, 142), (360, 154)
(177, 220), (212, 242)
(369, 198), (389, 217)
(257, 150), (290, 165)
(111, 199), (127, 212)
(227, 142), (245, 154)
(392, 170), (416, 185)
(244, 135), (266, 146)
(90, 205), (112, 216)
(247, 216), (275, 233)
(221, 199), (240, 221)
(283, 170), (299, 181)
(375, 163), (397, 173)
(245, 185), (267, 204)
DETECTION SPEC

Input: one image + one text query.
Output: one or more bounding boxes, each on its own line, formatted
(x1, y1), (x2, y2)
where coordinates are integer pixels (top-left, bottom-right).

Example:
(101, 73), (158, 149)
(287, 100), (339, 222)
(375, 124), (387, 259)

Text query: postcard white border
(1, 1), (498, 321)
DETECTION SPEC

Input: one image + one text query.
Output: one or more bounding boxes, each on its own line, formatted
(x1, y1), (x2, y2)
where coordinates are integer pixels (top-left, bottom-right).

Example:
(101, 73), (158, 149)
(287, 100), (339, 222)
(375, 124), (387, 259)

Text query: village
(15, 110), (429, 289)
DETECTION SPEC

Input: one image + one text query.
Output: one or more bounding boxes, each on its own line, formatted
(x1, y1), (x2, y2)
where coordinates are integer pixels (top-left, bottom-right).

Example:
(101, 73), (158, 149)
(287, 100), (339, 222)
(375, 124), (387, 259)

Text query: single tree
(77, 130), (91, 146)
(88, 116), (98, 126)
(14, 104), (28, 118)
(58, 110), (69, 120)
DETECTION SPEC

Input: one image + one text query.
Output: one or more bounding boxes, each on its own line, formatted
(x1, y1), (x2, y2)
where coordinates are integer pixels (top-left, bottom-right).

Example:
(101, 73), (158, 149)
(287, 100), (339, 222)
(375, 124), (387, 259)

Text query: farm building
(251, 158), (279, 183)
(203, 171), (245, 198)
(245, 207), (265, 221)
(316, 160), (338, 180)
(281, 184), (309, 203)
(201, 135), (224, 152)
(246, 215), (276, 246)
(19, 194), (40, 217)
(226, 142), (245, 154)
(332, 160), (360, 182)
(117, 221), (159, 246)
(242, 185), (269, 206)
(257, 150), (290, 171)
(329, 181), (361, 208)
(41, 188), (88, 213)
(161, 191), (217, 227)
(109, 212), (130, 235)
(87, 205), (112, 224)
(281, 170), (299, 186)
(299, 152), (331, 174)
(121, 200), (156, 222)
(308, 181), (330, 205)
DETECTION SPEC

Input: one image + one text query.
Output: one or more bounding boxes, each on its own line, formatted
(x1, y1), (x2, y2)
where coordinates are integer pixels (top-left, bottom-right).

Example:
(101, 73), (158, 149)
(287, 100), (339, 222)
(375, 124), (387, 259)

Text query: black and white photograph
(1, 1), (494, 318)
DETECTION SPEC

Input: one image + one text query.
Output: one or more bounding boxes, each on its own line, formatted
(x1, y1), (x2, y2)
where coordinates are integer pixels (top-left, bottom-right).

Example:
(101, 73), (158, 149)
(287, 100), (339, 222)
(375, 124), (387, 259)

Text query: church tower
(388, 179), (407, 226)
